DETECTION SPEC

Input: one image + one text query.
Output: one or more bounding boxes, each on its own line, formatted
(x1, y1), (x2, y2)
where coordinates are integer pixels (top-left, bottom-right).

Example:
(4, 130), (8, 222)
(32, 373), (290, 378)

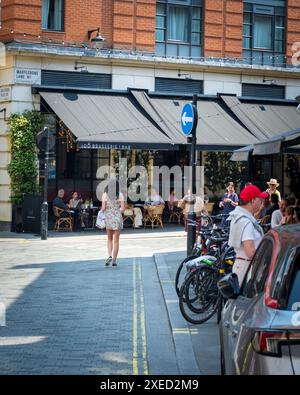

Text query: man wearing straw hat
(266, 178), (281, 202)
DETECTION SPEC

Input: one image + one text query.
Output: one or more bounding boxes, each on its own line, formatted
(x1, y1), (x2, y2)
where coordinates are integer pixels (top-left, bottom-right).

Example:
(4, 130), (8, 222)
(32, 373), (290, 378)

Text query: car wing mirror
(218, 273), (240, 299)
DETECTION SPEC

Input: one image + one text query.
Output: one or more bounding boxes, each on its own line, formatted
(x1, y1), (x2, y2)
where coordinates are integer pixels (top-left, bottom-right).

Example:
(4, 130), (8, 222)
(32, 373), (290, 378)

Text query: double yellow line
(133, 258), (149, 375)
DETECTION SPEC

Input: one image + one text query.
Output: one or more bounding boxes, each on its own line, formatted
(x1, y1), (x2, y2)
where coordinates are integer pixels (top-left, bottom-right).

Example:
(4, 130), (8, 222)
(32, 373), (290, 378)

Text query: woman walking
(102, 178), (125, 267)
(228, 184), (268, 286)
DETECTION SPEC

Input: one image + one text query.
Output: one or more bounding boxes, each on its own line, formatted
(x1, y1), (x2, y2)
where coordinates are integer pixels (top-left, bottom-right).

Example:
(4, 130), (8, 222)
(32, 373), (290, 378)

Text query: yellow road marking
(133, 259), (139, 375)
(138, 262), (149, 375)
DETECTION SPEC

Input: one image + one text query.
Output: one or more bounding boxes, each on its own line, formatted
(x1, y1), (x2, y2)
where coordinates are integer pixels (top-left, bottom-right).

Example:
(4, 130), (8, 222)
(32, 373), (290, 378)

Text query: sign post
(37, 127), (50, 241)
(181, 95), (198, 256)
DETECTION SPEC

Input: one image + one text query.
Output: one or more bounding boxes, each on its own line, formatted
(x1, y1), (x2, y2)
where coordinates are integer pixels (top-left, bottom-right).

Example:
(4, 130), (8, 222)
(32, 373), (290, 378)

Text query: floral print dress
(104, 194), (123, 231)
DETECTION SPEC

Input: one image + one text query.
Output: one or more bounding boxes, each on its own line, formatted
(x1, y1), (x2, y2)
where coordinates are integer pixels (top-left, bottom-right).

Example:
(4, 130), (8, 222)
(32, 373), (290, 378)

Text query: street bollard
(41, 202), (48, 241)
(187, 211), (196, 257)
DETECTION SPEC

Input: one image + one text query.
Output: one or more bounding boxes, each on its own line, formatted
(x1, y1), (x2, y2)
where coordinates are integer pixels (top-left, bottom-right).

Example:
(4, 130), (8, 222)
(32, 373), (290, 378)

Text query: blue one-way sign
(181, 103), (196, 136)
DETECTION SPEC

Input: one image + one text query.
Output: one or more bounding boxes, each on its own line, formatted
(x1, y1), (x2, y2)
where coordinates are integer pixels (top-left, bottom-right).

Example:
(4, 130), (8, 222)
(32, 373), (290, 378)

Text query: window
(42, 0), (64, 31)
(243, 2), (286, 67)
(155, 77), (203, 94)
(155, 0), (202, 60)
(287, 251), (300, 310)
(241, 238), (274, 298)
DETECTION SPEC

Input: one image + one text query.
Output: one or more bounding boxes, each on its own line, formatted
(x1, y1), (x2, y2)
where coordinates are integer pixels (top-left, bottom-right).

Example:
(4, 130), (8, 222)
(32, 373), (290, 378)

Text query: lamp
(263, 77), (277, 85)
(178, 70), (192, 79)
(296, 95), (300, 110)
(0, 108), (7, 121)
(88, 28), (105, 42)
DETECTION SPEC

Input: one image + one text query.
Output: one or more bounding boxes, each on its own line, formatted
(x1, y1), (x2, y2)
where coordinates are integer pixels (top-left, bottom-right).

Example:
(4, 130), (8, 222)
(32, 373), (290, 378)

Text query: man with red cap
(228, 184), (268, 285)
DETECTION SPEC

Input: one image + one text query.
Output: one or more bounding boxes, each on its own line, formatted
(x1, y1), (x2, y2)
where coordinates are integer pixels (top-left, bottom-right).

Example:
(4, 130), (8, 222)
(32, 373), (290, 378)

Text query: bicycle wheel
(179, 266), (220, 325)
(175, 254), (198, 296)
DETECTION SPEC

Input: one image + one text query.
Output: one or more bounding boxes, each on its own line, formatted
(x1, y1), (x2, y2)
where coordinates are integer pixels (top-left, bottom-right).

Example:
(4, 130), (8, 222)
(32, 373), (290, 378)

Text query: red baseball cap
(240, 185), (269, 202)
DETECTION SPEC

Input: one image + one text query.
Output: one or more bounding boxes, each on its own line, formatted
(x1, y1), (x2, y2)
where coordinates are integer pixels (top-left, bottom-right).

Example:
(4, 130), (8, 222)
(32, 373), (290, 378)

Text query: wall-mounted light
(0, 108), (7, 121)
(74, 61), (88, 72)
(178, 70), (192, 80)
(88, 28), (105, 43)
(263, 77), (278, 85)
(296, 95), (300, 110)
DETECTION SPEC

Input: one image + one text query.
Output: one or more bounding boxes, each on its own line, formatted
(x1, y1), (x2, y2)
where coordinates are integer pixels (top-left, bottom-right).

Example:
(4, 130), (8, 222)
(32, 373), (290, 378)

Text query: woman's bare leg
(112, 230), (121, 261)
(107, 229), (113, 258)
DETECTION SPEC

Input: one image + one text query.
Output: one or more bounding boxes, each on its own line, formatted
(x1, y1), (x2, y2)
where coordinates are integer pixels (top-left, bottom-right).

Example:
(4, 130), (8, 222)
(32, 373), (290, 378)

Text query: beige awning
(40, 91), (175, 149)
(131, 91), (258, 149)
(221, 95), (300, 140)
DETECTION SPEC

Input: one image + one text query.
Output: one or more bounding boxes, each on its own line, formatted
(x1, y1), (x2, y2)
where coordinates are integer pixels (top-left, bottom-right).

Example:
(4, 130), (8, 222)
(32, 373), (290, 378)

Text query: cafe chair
(168, 202), (183, 224)
(123, 204), (135, 228)
(144, 204), (165, 229)
(53, 206), (73, 232)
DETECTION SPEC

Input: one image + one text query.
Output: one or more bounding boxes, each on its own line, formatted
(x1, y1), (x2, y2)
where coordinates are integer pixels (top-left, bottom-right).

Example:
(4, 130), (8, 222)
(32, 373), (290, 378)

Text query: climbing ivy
(7, 110), (44, 205)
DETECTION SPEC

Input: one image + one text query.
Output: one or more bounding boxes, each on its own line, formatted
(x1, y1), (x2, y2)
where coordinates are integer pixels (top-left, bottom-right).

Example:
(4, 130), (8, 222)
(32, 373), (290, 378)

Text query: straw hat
(267, 178), (279, 187)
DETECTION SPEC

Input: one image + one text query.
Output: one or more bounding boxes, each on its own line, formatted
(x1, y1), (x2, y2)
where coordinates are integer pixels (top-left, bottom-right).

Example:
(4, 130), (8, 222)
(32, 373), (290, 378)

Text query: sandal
(105, 256), (112, 267)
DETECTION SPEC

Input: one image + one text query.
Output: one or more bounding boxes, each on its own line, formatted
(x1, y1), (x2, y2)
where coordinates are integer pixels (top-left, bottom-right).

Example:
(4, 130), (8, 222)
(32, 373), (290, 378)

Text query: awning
(220, 95), (300, 140)
(40, 91), (176, 150)
(40, 89), (258, 151)
(231, 127), (300, 160)
(134, 92), (258, 150)
(230, 145), (253, 161)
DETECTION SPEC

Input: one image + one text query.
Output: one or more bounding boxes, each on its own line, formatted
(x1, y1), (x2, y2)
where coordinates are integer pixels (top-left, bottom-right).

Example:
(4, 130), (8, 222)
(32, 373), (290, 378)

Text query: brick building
(0, 0), (300, 230)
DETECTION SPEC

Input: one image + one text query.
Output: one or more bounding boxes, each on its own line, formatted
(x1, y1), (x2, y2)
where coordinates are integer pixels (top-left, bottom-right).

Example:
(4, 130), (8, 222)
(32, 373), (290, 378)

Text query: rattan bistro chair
(53, 206), (73, 232)
(123, 204), (135, 228)
(168, 202), (183, 224)
(144, 204), (165, 229)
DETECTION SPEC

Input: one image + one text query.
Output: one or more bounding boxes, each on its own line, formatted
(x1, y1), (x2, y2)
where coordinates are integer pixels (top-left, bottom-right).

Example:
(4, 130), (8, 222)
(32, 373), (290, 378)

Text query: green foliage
(285, 155), (300, 198)
(7, 110), (44, 205)
(204, 152), (245, 195)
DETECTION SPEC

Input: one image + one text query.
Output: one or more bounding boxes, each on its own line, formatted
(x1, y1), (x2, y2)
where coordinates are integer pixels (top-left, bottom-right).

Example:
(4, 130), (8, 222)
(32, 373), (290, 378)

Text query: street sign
(36, 127), (56, 152)
(181, 103), (196, 137)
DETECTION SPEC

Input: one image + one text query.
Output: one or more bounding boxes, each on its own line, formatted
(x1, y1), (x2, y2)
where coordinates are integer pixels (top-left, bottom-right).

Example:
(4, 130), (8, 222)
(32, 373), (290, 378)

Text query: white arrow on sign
(182, 112), (193, 126)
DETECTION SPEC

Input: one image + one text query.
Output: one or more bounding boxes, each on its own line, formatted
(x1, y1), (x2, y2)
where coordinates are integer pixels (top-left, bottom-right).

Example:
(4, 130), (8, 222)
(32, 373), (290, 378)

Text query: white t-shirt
(271, 209), (282, 228)
(235, 222), (263, 260)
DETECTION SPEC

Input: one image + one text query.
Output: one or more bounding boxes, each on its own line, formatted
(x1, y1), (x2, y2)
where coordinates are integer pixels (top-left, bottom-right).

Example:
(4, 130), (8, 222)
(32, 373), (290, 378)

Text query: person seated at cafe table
(144, 188), (165, 206)
(53, 189), (69, 212)
(68, 191), (88, 229)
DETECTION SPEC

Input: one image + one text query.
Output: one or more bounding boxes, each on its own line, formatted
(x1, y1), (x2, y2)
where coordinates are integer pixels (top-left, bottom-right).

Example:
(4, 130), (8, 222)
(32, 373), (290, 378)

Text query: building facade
(0, 0), (300, 229)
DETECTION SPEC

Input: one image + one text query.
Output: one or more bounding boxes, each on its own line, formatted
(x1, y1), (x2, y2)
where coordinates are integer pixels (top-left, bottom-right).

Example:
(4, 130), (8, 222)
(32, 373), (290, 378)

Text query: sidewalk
(154, 251), (220, 375)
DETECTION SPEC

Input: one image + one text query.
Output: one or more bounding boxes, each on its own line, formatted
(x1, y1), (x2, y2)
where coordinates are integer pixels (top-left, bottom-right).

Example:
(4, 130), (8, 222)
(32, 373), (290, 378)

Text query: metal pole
(187, 95), (198, 256)
(41, 127), (50, 241)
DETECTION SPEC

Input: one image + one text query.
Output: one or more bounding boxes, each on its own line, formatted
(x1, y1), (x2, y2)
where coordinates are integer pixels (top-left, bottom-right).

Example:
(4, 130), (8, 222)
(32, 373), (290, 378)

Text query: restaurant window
(42, 0), (64, 31)
(243, 1), (286, 67)
(155, 0), (202, 60)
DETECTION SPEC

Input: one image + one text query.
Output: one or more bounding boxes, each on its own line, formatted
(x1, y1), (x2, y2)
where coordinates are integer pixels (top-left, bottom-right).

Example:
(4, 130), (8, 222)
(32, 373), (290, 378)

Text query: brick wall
(287, 0), (300, 65)
(0, 0), (156, 52)
(112, 0), (156, 51)
(0, 0), (300, 61)
(204, 0), (243, 59)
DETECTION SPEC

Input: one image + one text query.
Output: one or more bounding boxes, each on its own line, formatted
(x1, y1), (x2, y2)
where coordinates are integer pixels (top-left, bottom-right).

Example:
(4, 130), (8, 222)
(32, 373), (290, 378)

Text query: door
(287, 249), (300, 374)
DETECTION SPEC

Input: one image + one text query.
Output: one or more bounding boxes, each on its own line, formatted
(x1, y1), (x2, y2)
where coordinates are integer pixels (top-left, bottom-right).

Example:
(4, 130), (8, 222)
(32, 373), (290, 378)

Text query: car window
(241, 238), (274, 299)
(287, 251), (300, 311)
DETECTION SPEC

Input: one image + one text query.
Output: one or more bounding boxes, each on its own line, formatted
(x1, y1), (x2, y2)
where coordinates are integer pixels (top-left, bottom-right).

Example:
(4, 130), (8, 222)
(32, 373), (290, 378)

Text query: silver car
(218, 224), (300, 375)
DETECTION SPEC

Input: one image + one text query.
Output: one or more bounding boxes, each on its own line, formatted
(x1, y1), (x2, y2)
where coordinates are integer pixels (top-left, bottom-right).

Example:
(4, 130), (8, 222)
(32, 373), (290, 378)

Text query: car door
(225, 238), (275, 374)
(286, 249), (300, 374)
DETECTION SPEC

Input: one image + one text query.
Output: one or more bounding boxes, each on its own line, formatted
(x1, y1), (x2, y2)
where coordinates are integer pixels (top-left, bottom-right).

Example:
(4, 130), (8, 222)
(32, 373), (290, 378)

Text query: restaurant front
(38, 86), (259, 210)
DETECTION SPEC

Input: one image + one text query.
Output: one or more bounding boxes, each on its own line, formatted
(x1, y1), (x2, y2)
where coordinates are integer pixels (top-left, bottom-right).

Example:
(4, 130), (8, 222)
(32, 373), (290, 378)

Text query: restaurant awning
(133, 91), (258, 150)
(231, 127), (300, 161)
(40, 89), (258, 152)
(220, 95), (300, 141)
(40, 91), (177, 150)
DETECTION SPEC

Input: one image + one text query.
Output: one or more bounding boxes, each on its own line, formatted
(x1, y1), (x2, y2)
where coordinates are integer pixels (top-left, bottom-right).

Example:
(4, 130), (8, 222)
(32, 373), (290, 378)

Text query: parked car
(218, 224), (300, 375)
